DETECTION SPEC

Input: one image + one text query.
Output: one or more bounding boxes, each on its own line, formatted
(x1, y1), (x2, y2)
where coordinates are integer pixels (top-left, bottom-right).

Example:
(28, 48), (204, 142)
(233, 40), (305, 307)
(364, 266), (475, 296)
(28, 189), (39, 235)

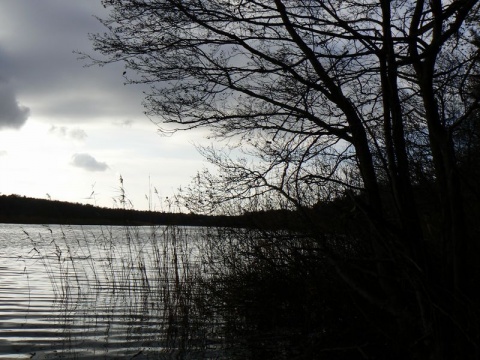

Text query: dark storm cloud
(0, 1), (147, 124)
(0, 79), (30, 129)
(71, 153), (108, 172)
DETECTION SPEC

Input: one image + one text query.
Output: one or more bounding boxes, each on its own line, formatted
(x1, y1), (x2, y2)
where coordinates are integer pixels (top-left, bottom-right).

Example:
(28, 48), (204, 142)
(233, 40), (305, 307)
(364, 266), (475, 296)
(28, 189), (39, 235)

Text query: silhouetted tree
(87, 0), (480, 357)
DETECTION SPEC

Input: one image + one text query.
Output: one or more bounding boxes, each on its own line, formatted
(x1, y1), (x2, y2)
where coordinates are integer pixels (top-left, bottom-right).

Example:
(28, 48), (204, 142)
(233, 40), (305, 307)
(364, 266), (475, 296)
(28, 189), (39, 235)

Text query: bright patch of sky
(0, 1), (207, 210)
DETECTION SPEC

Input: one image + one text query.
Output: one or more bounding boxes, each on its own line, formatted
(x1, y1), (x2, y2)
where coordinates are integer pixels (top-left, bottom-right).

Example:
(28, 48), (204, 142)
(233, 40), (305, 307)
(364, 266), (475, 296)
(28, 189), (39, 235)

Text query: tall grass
(24, 223), (361, 359)
(24, 224), (221, 359)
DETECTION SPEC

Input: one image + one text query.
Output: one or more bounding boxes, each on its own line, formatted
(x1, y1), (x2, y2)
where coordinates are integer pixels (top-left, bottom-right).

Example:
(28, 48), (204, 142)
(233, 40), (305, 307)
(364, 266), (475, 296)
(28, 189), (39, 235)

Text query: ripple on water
(0, 224), (215, 360)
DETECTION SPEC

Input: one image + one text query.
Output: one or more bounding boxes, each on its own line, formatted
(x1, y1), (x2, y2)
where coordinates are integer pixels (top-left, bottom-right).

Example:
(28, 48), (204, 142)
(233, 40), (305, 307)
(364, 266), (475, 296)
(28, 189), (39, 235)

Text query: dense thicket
(87, 0), (480, 358)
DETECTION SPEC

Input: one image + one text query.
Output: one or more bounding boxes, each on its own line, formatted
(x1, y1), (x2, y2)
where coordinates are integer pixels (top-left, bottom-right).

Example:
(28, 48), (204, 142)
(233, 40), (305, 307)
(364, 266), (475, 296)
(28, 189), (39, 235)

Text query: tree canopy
(88, 0), (480, 357)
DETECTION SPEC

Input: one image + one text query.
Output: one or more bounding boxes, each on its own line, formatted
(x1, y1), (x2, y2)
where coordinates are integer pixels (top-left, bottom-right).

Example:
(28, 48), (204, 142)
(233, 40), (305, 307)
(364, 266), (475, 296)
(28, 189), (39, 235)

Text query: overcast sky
(0, 1), (207, 211)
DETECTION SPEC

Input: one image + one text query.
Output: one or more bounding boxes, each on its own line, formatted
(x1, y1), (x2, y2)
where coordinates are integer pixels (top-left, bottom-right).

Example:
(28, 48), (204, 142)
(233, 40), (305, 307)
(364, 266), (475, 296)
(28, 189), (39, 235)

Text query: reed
(24, 222), (351, 359)
(24, 224), (223, 358)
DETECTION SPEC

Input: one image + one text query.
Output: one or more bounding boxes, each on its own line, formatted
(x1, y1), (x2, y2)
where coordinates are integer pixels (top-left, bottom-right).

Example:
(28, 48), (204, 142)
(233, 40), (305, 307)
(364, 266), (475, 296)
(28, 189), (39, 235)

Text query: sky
(0, 1), (208, 211)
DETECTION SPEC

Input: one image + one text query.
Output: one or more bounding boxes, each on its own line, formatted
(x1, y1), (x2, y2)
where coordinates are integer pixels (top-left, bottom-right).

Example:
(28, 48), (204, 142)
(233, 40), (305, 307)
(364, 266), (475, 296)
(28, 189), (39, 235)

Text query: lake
(0, 223), (225, 359)
(1, 223), (321, 359)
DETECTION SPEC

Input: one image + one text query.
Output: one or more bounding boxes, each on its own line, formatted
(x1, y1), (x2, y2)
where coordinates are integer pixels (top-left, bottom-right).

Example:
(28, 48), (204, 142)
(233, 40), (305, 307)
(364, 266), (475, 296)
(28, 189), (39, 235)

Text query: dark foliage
(82, 0), (480, 358)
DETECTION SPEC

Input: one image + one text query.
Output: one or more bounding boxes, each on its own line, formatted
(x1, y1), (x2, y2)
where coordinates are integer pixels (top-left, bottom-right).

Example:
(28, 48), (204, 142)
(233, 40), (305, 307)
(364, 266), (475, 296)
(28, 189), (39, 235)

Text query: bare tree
(87, 0), (480, 357)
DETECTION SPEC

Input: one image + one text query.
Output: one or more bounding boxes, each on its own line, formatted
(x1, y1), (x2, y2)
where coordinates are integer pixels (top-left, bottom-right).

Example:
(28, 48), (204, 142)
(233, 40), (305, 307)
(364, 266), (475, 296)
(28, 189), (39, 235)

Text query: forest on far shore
(0, 194), (235, 227)
(0, 194), (322, 229)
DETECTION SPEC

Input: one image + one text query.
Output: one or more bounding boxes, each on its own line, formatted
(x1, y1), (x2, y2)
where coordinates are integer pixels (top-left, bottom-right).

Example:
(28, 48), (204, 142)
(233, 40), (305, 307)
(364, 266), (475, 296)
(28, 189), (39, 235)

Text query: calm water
(0, 223), (218, 359)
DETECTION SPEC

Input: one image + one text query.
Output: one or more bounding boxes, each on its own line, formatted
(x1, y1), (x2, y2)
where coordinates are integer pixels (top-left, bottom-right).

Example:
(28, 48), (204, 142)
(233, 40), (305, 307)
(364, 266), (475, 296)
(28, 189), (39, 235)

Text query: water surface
(0, 223), (216, 359)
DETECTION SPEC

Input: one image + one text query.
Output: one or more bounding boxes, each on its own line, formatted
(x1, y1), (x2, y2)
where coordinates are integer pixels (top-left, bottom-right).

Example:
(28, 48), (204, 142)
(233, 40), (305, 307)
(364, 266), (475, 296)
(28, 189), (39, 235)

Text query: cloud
(0, 2), (148, 125)
(0, 80), (30, 129)
(113, 119), (134, 127)
(49, 125), (87, 140)
(71, 153), (108, 172)
(49, 125), (67, 137)
(69, 128), (88, 140)
(0, 150), (7, 157)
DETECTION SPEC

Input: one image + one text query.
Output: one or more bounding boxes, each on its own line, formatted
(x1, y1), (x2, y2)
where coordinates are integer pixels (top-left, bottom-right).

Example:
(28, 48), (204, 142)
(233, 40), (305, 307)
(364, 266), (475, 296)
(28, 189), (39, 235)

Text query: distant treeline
(0, 194), (231, 226)
(0, 194), (329, 229)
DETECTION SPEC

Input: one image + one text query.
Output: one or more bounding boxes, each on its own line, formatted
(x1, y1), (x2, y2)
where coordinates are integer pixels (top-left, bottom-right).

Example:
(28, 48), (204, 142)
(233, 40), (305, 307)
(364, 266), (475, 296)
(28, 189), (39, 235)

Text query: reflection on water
(0, 224), (221, 359)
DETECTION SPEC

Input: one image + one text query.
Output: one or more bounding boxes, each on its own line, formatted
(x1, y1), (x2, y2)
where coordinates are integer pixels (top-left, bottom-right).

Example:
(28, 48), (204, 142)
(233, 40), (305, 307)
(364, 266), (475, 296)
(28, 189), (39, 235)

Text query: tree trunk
(419, 65), (469, 358)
